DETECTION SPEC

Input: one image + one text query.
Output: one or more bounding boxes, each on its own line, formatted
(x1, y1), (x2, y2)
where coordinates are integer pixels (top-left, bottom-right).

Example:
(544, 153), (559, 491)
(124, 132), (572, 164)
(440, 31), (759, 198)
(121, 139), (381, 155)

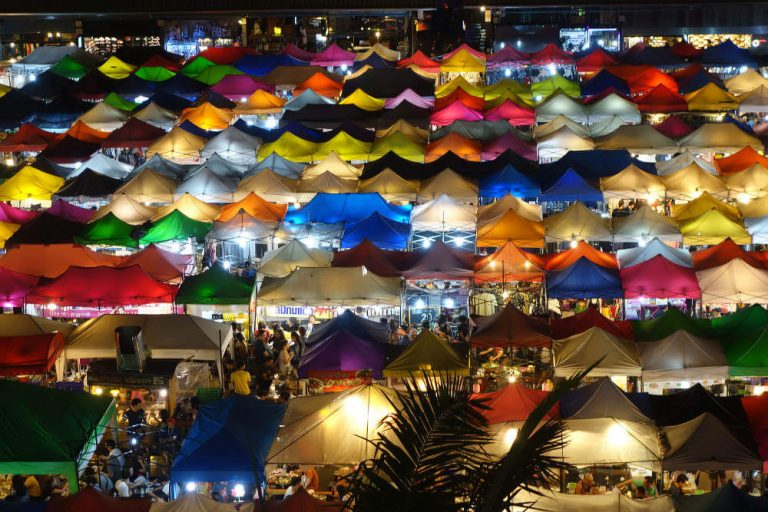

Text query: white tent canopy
(588, 93), (642, 124)
(302, 152), (361, 180)
(656, 151), (718, 176)
(611, 206), (683, 244)
(113, 169), (177, 204)
(535, 94), (589, 124)
(77, 103), (130, 132)
(560, 418), (661, 469)
(536, 126), (595, 160)
(234, 170), (298, 203)
(544, 202), (613, 242)
(599, 164), (666, 200)
(199, 127), (261, 165)
(738, 85), (768, 114)
(411, 194), (477, 232)
(696, 258), (768, 304)
(553, 327), (642, 377)
(588, 115), (627, 138)
(69, 153), (133, 179)
(477, 194), (543, 224)
(679, 124), (763, 154)
(0, 314), (74, 337)
(617, 238), (692, 268)
(533, 115), (589, 139)
(594, 125), (679, 155)
(357, 169), (419, 202)
(726, 69), (768, 96)
(134, 102), (178, 130)
(90, 194), (158, 225)
(417, 168), (479, 204)
(64, 314), (232, 360)
(173, 168), (237, 204)
(566, 378), (652, 423)
(257, 239), (332, 278)
(638, 330), (728, 382)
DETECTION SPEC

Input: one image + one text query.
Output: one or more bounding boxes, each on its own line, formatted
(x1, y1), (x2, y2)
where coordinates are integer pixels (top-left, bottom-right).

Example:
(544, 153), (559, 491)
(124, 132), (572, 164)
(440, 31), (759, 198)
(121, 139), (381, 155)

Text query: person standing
(23, 475), (41, 501)
(231, 362), (252, 396)
(123, 399), (146, 439)
(104, 440), (125, 482)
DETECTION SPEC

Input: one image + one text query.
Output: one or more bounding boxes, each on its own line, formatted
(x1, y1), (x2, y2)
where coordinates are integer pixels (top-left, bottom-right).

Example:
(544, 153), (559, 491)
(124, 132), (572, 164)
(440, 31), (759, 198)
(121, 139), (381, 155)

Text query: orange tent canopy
(473, 241), (545, 282)
(0, 244), (122, 279)
(216, 192), (287, 222)
(476, 209), (544, 248)
(607, 65), (678, 95)
(691, 238), (765, 271)
(293, 72), (343, 98)
(717, 146), (768, 176)
(65, 121), (110, 143)
(434, 87), (486, 110)
(425, 132), (481, 163)
(544, 240), (618, 271)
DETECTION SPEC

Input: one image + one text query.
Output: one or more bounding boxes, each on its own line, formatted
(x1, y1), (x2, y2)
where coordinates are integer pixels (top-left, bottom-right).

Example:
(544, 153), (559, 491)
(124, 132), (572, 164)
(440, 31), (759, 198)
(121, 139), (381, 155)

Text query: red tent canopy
(471, 303), (551, 347)
(102, 118), (166, 149)
(608, 66), (678, 95)
(691, 238), (765, 271)
(282, 44), (315, 62)
(530, 43), (573, 65)
(434, 87), (485, 110)
(443, 43), (487, 60)
(429, 100), (484, 126)
(653, 115), (693, 139)
(141, 55), (182, 71)
(0, 332), (64, 376)
(717, 146), (768, 175)
(550, 307), (634, 340)
(26, 265), (178, 307)
(0, 267), (39, 308)
(576, 48), (619, 73)
(331, 239), (406, 277)
(543, 241), (617, 271)
(672, 41), (702, 59)
(0, 124), (60, 153)
(47, 487), (151, 512)
(487, 46), (529, 68)
(197, 46), (257, 65)
(633, 84), (688, 113)
(669, 63), (708, 83)
(742, 394), (768, 460)
(403, 240), (474, 280)
(118, 244), (193, 283)
(620, 254), (701, 299)
(483, 100), (535, 125)
(473, 383), (558, 423)
(397, 51), (440, 73)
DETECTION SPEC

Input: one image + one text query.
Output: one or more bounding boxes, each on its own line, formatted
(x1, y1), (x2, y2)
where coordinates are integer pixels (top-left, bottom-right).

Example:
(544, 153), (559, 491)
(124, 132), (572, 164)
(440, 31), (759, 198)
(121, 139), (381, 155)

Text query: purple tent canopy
(210, 75), (275, 100)
(384, 89), (435, 109)
(298, 329), (394, 378)
(310, 43), (356, 67)
(0, 203), (38, 224)
(482, 133), (537, 161)
(46, 199), (94, 223)
(282, 44), (315, 62)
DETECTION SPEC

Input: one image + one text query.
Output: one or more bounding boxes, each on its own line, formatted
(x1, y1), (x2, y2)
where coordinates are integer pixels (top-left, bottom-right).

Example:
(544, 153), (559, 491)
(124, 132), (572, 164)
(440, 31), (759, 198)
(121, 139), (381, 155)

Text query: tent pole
(218, 331), (225, 393)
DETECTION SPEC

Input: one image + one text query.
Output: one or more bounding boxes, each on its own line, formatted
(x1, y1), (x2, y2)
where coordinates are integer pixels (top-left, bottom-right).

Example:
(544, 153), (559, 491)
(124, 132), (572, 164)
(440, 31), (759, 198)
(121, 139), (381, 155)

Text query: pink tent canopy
(620, 255), (701, 299)
(210, 75), (275, 100)
(0, 203), (37, 224)
(483, 100), (535, 125)
(47, 199), (94, 224)
(282, 44), (314, 62)
(310, 43), (356, 67)
(429, 100), (483, 126)
(443, 43), (487, 61)
(397, 51), (440, 73)
(487, 46), (529, 68)
(654, 116), (693, 139)
(0, 267), (38, 307)
(482, 133), (537, 161)
(530, 43), (573, 65)
(384, 89), (435, 109)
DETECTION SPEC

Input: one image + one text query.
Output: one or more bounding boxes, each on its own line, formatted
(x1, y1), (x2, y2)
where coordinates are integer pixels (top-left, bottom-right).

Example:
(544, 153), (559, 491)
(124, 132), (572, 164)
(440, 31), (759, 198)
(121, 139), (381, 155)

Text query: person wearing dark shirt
(123, 399), (146, 438)
(253, 331), (271, 366)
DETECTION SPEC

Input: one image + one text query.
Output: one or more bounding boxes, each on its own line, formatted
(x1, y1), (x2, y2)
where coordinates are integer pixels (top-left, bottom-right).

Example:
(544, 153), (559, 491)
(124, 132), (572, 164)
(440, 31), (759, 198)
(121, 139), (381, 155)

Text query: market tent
(471, 303), (550, 347)
(140, 210), (212, 244)
(662, 413), (761, 471)
(632, 307), (714, 342)
(178, 102), (234, 131)
(46, 199), (94, 224)
(101, 118), (166, 149)
(171, 395), (286, 484)
(677, 207), (751, 246)
(383, 330), (468, 377)
(314, 132), (372, 161)
(653, 115), (693, 139)
(287, 192), (410, 225)
(0, 243), (120, 279)
(725, 69), (768, 96)
(0, 381), (115, 493)
(530, 75), (580, 99)
(402, 240), (474, 280)
(257, 266), (401, 307)
(560, 377), (650, 422)
(397, 51), (440, 73)
(298, 329), (396, 378)
(0, 267), (39, 307)
(417, 168), (479, 204)
(587, 93), (641, 124)
(475, 383), (556, 425)
(210, 74), (273, 101)
(620, 255), (700, 299)
(612, 205), (683, 244)
(308, 309), (390, 344)
(712, 304), (768, 339)
(535, 115), (588, 139)
(90, 194), (157, 225)
(0, 165), (64, 202)
(692, 237), (764, 271)
(535, 93), (588, 124)
(199, 127), (261, 164)
(540, 170), (603, 204)
(662, 164), (727, 200)
(376, 118), (429, 142)
(133, 102), (178, 130)
(581, 69), (631, 98)
(483, 100), (535, 126)
(429, 100), (483, 126)
(439, 48), (486, 73)
(424, 132), (481, 163)
(737, 85), (768, 114)
(369, 132), (426, 163)
(134, 65), (176, 83)
(634, 84), (688, 113)
(680, 123), (763, 154)
(175, 263), (254, 305)
(599, 164), (665, 200)
(338, 88), (385, 111)
(576, 47), (619, 73)
(233, 89), (286, 115)
(257, 239), (333, 278)
(530, 43), (573, 66)
(553, 327), (641, 377)
(173, 168), (236, 204)
(0, 123), (60, 153)
(152, 193), (220, 222)
(77, 102), (129, 132)
(638, 330), (726, 381)
(149, 493), (235, 512)
(544, 202), (612, 243)
(586, 115), (627, 138)
(724, 163), (768, 199)
(559, 417), (661, 469)
(551, 307), (633, 340)
(476, 208), (544, 248)
(357, 169), (419, 202)
(657, 151), (717, 176)
(234, 170), (298, 203)
(341, 212), (410, 250)
(594, 125), (679, 155)
(192, 64), (245, 87)
(671, 191), (739, 224)
(0, 223), (19, 249)
(97, 56), (137, 79)
(268, 385), (398, 465)
(717, 146), (768, 175)
(145, 127), (206, 162)
(473, 241), (545, 282)
(535, 126), (595, 159)
(293, 72), (343, 98)
(696, 258), (768, 304)
(49, 54), (90, 80)
(310, 43), (355, 67)
(249, 152), (305, 179)
(478, 166), (540, 199)
(546, 257), (623, 299)
(117, 244), (191, 283)
(302, 151), (360, 180)
(74, 212), (138, 247)
(4, 213), (86, 246)
(673, 482), (768, 512)
(0, 332), (64, 376)
(411, 194), (477, 232)
(617, 237), (692, 268)
(216, 192), (286, 223)
(700, 39), (756, 67)
(724, 327), (768, 376)
(54, 170), (122, 202)
(544, 240), (617, 271)
(0, 314), (73, 338)
(684, 82), (740, 111)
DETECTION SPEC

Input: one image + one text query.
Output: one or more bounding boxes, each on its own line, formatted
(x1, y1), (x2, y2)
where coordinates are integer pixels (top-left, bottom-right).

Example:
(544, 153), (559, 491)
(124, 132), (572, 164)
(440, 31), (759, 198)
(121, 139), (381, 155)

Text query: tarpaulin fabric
(653, 115), (693, 139)
(662, 164), (727, 200)
(487, 46), (529, 68)
(425, 132), (482, 163)
(673, 482), (768, 512)
(134, 66), (176, 82)
(471, 303), (551, 347)
(103, 92), (140, 112)
(26, 265), (177, 306)
(74, 212), (139, 247)
(0, 267), (39, 307)
(599, 164), (665, 199)
(146, 127), (206, 162)
(0, 222), (20, 249)
(684, 82), (740, 111)
(38, 135), (100, 164)
(0, 332), (64, 376)
(152, 193), (220, 223)
(192, 64), (244, 86)
(343, 67), (434, 98)
(724, 163), (768, 198)
(0, 165), (64, 201)
(691, 237), (764, 271)
(293, 72), (343, 98)
(429, 100), (483, 126)
(697, 258), (768, 304)
(0, 203), (36, 225)
(331, 240), (407, 279)
(560, 377), (649, 422)
(620, 255), (701, 299)
(553, 327), (641, 377)
(174, 168), (237, 203)
(633, 307), (716, 342)
(149, 492), (236, 512)
(439, 48), (486, 73)
(97, 56), (137, 79)
(612, 205), (683, 244)
(234, 54), (304, 75)
(713, 304), (768, 340)
(383, 330), (469, 377)
(368, 132), (426, 163)
(5, 213), (85, 246)
(544, 240), (617, 271)
(101, 118), (166, 148)
(0, 243), (121, 279)
(724, 327), (768, 376)
(113, 169), (177, 204)
(397, 51), (440, 73)
(417, 168), (479, 203)
(302, 151), (360, 179)
(547, 257), (623, 299)
(133, 102), (178, 130)
(638, 330), (727, 381)
(178, 102), (234, 131)
(402, 240), (475, 280)
(483, 99), (535, 125)
(595, 124), (679, 154)
(435, 87), (486, 110)
(474, 383), (556, 425)
(308, 309), (390, 345)
(55, 170), (122, 201)
(544, 202), (613, 243)
(587, 93), (641, 124)
(700, 39), (757, 67)
(531, 76), (580, 101)
(310, 43), (355, 67)
(617, 238), (692, 269)
(248, 151), (306, 178)
(210, 74), (274, 100)
(140, 210), (212, 244)
(536, 93), (588, 124)
(257, 239), (332, 278)
(171, 395), (286, 484)
(717, 146), (768, 175)
(49, 55), (90, 80)
(530, 44), (573, 65)
(0, 124), (60, 152)
(680, 123), (764, 154)
(473, 241), (545, 281)
(341, 212), (410, 250)
(175, 263), (253, 305)
(285, 192), (410, 225)
(476, 208), (544, 248)
(216, 192), (286, 223)
(634, 84), (688, 113)
(478, 165), (540, 199)
(575, 47), (619, 73)
(117, 244), (192, 283)
(581, 69), (631, 97)
(233, 89), (286, 115)
(678, 208), (752, 246)
(671, 191), (740, 222)
(299, 329), (397, 378)
(551, 307), (634, 340)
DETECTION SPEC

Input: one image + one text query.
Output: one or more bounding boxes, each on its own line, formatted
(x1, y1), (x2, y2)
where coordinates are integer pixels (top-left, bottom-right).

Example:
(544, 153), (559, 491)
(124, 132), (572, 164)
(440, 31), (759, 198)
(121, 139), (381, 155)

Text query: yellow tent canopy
(684, 83), (740, 112)
(612, 203), (683, 244)
(0, 83), (11, 99)
(594, 125), (679, 155)
(355, 43), (400, 61)
(477, 208), (544, 248)
(417, 168), (478, 204)
(544, 202), (612, 242)
(342, 65), (371, 82)
(726, 69), (768, 96)
(375, 119), (428, 143)
(152, 192), (220, 222)
(314, 132), (371, 161)
(302, 152), (360, 180)
(91, 194), (158, 225)
(678, 208), (751, 245)
(146, 127), (206, 162)
(671, 191), (741, 222)
(534, 115), (589, 139)
(0, 165), (64, 202)
(383, 330), (469, 377)
(233, 89), (286, 115)
(531, 75), (580, 101)
(0, 221), (20, 249)
(725, 163), (768, 200)
(257, 132), (318, 162)
(338, 88), (385, 111)
(478, 194), (542, 223)
(297, 172), (357, 201)
(357, 169), (419, 202)
(485, 79), (531, 100)
(600, 164), (666, 200)
(662, 163), (728, 201)
(439, 49), (486, 74)
(113, 169), (177, 204)
(368, 132), (425, 162)
(740, 194), (768, 218)
(435, 76), (484, 98)
(178, 103), (234, 131)
(234, 169), (298, 204)
(97, 56), (137, 79)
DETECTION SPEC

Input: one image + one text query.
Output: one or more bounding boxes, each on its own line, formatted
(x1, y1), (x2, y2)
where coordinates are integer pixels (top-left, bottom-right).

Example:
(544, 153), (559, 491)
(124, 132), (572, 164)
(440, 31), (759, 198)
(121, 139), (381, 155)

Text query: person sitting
(668, 473), (688, 495)
(283, 476), (303, 499)
(574, 473), (600, 495)
(231, 362), (252, 396)
(634, 486), (648, 500)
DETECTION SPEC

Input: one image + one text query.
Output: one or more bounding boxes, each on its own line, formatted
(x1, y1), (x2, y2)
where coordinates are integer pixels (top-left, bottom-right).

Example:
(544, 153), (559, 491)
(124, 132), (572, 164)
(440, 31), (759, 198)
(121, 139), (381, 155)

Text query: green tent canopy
(49, 55), (89, 80)
(193, 65), (244, 86)
(0, 380), (115, 492)
(103, 92), (139, 112)
(134, 66), (177, 82)
(383, 330), (469, 377)
(74, 212), (139, 248)
(712, 305), (768, 340)
(180, 57), (216, 78)
(725, 327), (768, 376)
(140, 210), (212, 245)
(176, 263), (254, 305)
(631, 308), (715, 342)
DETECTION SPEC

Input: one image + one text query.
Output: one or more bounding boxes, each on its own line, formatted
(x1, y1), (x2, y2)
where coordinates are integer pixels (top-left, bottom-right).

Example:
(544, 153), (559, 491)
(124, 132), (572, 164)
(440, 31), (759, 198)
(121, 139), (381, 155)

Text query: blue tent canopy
(247, 152), (305, 178)
(341, 212), (410, 250)
(539, 168), (603, 203)
(353, 53), (395, 70)
(178, 121), (220, 139)
(547, 257), (623, 299)
(157, 73), (208, 99)
(170, 396), (286, 484)
(114, 75), (158, 99)
(309, 309), (391, 344)
(234, 54), (305, 75)
(540, 150), (656, 179)
(286, 193), (412, 225)
(479, 164), (541, 199)
(677, 71), (725, 94)
(0, 90), (43, 130)
(580, 70), (631, 97)
(139, 91), (192, 112)
(723, 114), (755, 135)
(234, 120), (324, 143)
(700, 40), (757, 67)
(32, 94), (91, 130)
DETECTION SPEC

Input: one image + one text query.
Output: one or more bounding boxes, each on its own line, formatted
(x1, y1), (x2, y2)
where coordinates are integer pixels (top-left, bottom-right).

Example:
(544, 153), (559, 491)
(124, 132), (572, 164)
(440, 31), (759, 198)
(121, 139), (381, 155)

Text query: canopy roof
(257, 239), (331, 278)
(475, 383), (556, 428)
(102, 118), (166, 149)
(541, 170), (603, 204)
(621, 255), (701, 299)
(476, 208), (544, 248)
(150, 493), (236, 512)
(546, 257), (623, 299)
(440, 48), (486, 72)
(308, 309), (390, 345)
(146, 127), (206, 162)
(140, 210), (212, 244)
(74, 212), (138, 248)
(662, 165), (727, 200)
(718, 146), (768, 175)
(697, 258), (768, 304)
(402, 240), (474, 280)
(210, 74), (273, 100)
(531, 75), (580, 99)
(0, 123), (60, 152)
(0, 243), (120, 279)
(672, 482), (768, 512)
(174, 168), (237, 203)
(553, 327), (641, 377)
(200, 127), (261, 164)
(617, 237), (692, 268)
(654, 115), (693, 139)
(638, 330), (727, 381)
(118, 244), (192, 283)
(234, 89), (286, 115)
(721, 326), (768, 376)
(97, 56), (137, 79)
(712, 304), (768, 339)
(0, 314), (73, 338)
(600, 164), (665, 199)
(0, 267), (38, 307)
(680, 123), (763, 153)
(544, 240), (617, 271)
(544, 202), (612, 242)
(551, 307), (634, 340)
(0, 332), (64, 376)
(286, 192), (410, 225)
(473, 241), (545, 283)
(153, 193), (220, 222)
(341, 212), (410, 250)
(397, 51), (440, 73)
(634, 84), (688, 113)
(535, 93), (588, 124)
(678, 207), (751, 246)
(595, 124), (679, 154)
(612, 205), (683, 244)
(235, 169), (298, 204)
(383, 330), (468, 377)
(175, 263), (253, 305)
(560, 377), (650, 423)
(78, 102), (130, 131)
(299, 329), (395, 378)
(471, 303), (550, 347)
(55, 170), (121, 201)
(171, 395), (286, 484)
(91, 194), (157, 225)
(0, 165), (64, 202)
(685, 82), (740, 111)
(632, 307), (715, 341)
(692, 238), (764, 271)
